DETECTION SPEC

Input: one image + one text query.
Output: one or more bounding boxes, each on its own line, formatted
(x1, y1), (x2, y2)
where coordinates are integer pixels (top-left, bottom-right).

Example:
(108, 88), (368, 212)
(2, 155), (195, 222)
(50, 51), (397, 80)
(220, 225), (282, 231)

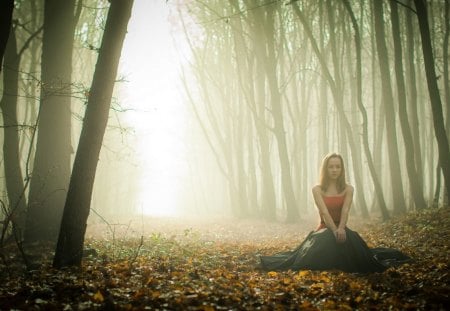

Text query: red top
(316, 195), (345, 230)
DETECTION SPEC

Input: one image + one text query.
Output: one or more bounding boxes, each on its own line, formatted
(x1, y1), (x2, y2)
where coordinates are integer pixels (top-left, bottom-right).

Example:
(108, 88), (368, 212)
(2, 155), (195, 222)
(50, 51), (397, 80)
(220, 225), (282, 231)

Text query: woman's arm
(338, 185), (354, 230)
(312, 185), (338, 232)
(334, 185), (354, 243)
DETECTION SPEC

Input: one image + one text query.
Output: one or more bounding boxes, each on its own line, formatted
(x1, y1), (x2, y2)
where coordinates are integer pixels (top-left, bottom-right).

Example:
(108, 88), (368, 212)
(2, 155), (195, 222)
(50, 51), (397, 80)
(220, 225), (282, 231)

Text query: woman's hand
(334, 228), (346, 243)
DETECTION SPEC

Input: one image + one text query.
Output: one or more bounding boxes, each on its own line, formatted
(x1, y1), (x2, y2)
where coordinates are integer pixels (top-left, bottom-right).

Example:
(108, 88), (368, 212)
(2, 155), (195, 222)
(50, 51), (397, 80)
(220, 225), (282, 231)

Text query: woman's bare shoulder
(345, 184), (354, 194)
(312, 184), (322, 193)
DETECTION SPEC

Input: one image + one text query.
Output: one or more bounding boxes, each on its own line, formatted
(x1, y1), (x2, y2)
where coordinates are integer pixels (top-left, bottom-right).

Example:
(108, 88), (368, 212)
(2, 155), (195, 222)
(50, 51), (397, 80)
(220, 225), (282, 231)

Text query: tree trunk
(246, 3), (278, 221)
(373, 0), (407, 214)
(414, 0), (450, 201)
(443, 0), (450, 206)
(25, 0), (77, 242)
(405, 0), (423, 181)
(318, 1), (329, 159)
(0, 0), (14, 73)
(327, 0), (369, 217)
(390, 0), (427, 209)
(0, 28), (28, 233)
(341, 0), (389, 220)
(228, 7), (260, 216)
(293, 2), (373, 219)
(263, 7), (298, 222)
(53, 0), (134, 268)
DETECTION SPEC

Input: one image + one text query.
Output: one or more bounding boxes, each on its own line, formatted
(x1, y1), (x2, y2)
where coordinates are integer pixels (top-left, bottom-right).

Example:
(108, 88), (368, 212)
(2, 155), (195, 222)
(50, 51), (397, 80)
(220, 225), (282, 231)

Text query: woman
(260, 153), (410, 273)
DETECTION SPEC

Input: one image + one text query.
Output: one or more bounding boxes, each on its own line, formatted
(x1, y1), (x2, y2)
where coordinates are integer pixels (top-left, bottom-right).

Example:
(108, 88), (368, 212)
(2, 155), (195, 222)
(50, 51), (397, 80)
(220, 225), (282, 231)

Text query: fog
(90, 1), (231, 220)
(87, 0), (447, 224)
(1, 0), (448, 237)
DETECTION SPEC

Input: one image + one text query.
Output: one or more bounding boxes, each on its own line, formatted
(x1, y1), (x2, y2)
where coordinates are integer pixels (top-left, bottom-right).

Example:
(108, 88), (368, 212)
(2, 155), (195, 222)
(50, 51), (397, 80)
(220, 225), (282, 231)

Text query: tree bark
(414, 0), (450, 202)
(443, 0), (450, 205)
(405, 0), (423, 181)
(0, 0), (14, 73)
(53, 0), (134, 268)
(341, 0), (389, 220)
(390, 0), (427, 209)
(263, 6), (298, 222)
(245, 2), (280, 220)
(0, 28), (28, 233)
(25, 0), (78, 242)
(373, 0), (407, 214)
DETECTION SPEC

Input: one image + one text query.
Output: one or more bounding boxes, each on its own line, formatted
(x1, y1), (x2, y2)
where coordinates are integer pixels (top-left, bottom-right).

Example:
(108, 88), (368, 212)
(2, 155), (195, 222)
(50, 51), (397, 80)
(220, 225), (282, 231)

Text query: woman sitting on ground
(260, 152), (410, 273)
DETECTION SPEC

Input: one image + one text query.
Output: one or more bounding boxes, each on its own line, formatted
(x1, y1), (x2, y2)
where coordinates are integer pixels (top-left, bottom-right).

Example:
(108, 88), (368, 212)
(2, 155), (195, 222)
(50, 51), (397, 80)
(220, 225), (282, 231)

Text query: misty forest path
(1, 208), (449, 310)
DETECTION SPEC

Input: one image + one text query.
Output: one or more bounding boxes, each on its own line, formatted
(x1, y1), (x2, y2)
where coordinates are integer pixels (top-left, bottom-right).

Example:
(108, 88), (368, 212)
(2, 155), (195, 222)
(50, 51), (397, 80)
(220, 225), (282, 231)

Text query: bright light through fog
(119, 1), (189, 216)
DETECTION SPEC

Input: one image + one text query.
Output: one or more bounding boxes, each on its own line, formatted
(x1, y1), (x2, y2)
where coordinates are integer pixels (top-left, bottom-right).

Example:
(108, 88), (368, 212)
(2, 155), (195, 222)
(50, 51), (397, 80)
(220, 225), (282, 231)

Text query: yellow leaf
(355, 296), (364, 303)
(349, 281), (361, 290)
(93, 290), (104, 303)
(300, 301), (313, 308)
(323, 299), (336, 309)
(338, 303), (353, 310)
(267, 271), (278, 277)
(152, 291), (161, 299)
(297, 270), (310, 278)
(319, 275), (331, 283)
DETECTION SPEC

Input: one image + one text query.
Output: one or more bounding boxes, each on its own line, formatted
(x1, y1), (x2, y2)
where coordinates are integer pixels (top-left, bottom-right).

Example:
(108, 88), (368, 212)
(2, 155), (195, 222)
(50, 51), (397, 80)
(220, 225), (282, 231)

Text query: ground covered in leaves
(0, 208), (449, 310)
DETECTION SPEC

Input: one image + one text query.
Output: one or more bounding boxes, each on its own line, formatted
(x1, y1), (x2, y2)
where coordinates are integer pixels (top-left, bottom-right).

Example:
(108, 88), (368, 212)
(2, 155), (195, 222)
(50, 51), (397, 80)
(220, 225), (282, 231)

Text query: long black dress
(260, 196), (410, 273)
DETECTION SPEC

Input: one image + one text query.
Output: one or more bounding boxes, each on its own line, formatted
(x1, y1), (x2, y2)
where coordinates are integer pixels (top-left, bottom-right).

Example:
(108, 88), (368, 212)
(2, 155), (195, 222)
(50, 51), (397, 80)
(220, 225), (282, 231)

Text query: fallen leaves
(0, 208), (449, 309)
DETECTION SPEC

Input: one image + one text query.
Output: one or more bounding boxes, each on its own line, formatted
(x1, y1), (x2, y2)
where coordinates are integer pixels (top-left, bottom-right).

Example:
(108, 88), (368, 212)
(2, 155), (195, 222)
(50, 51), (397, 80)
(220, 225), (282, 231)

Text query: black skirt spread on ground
(260, 194), (411, 273)
(259, 227), (411, 273)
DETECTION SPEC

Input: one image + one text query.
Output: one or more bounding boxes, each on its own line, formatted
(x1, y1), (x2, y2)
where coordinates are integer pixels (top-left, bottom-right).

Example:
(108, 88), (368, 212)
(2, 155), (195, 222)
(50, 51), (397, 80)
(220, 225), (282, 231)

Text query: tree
(405, 0), (423, 182)
(390, 0), (426, 209)
(25, 0), (81, 242)
(260, 5), (298, 222)
(0, 0), (14, 74)
(1, 27), (28, 236)
(292, 2), (371, 218)
(0, 25), (42, 236)
(53, 0), (134, 268)
(341, 0), (389, 220)
(414, 0), (450, 203)
(373, 0), (407, 214)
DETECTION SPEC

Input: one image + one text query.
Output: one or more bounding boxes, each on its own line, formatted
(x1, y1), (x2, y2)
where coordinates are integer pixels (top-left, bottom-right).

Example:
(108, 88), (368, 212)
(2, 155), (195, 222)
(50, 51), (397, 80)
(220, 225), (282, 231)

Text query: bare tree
(341, 0), (389, 220)
(53, 0), (134, 268)
(390, 0), (426, 209)
(414, 0), (450, 202)
(25, 0), (81, 242)
(373, 0), (407, 214)
(0, 0), (14, 73)
(405, 0), (423, 182)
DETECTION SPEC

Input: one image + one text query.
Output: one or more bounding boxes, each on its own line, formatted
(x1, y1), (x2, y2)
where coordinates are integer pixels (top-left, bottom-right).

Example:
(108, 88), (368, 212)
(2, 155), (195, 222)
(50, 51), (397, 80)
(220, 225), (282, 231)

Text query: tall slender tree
(341, 0), (389, 220)
(405, 0), (423, 180)
(414, 0), (450, 201)
(326, 0), (368, 217)
(293, 2), (370, 218)
(53, 0), (134, 268)
(373, 0), (407, 214)
(25, 0), (80, 242)
(0, 0), (14, 74)
(262, 5), (298, 222)
(390, 0), (426, 209)
(1, 28), (28, 233)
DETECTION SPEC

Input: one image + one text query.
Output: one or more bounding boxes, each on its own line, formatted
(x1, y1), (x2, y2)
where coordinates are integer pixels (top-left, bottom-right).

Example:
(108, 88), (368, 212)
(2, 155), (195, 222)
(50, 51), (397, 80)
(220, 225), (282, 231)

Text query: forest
(0, 0), (449, 309)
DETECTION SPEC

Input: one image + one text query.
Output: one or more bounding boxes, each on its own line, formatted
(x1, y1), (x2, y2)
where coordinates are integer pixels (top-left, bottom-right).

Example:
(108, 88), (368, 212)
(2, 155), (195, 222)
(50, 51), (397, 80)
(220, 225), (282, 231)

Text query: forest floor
(0, 208), (449, 310)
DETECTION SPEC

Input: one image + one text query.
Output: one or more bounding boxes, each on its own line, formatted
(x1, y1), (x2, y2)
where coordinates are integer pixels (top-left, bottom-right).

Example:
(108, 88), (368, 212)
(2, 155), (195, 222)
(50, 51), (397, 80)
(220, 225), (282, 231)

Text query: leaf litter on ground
(0, 208), (449, 310)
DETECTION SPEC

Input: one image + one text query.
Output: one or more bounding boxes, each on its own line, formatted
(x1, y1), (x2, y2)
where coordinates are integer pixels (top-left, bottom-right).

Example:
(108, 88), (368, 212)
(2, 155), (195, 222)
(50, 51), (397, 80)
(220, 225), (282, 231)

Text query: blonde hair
(319, 153), (347, 193)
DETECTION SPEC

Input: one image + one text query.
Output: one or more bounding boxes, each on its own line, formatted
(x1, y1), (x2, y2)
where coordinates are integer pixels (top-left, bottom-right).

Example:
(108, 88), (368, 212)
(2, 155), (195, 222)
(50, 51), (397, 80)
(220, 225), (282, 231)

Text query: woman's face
(327, 157), (342, 180)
